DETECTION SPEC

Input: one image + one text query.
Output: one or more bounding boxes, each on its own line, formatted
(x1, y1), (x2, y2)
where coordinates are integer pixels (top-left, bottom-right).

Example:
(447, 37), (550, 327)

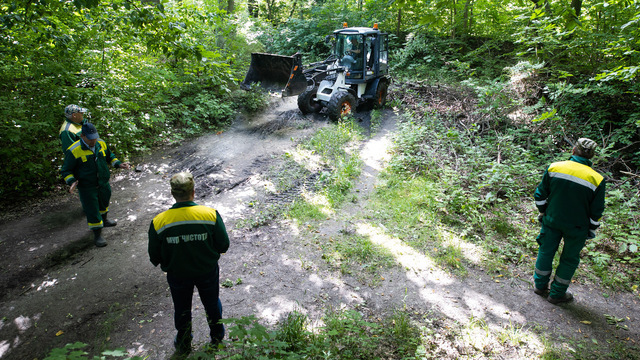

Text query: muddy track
(0, 97), (337, 359)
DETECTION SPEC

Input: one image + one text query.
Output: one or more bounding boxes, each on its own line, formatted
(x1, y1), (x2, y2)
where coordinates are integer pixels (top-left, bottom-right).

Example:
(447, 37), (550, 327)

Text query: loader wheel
(327, 91), (356, 121)
(298, 88), (323, 114)
(374, 81), (388, 109)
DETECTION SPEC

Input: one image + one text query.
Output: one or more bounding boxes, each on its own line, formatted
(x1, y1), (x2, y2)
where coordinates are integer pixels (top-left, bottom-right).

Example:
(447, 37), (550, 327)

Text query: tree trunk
(450, 0), (456, 38)
(266, 0), (274, 21)
(288, 0), (298, 19)
(571, 0), (582, 17)
(396, 7), (402, 38)
(462, 0), (474, 37)
(248, 0), (258, 17)
(531, 0), (552, 15)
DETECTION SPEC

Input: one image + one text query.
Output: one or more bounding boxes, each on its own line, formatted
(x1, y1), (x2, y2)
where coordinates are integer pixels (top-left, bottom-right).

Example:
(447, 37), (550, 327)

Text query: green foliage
(392, 28), (514, 82)
(323, 308), (381, 359)
(583, 181), (640, 288)
(390, 1), (640, 172)
(287, 200), (326, 223)
(253, 18), (334, 59)
(233, 87), (270, 115)
(0, 0), (247, 199)
(214, 310), (423, 359)
(386, 71), (639, 288)
(217, 316), (294, 359)
(250, 0), (392, 60)
(44, 342), (142, 360)
(275, 311), (310, 352)
(537, 80), (640, 167)
(322, 232), (395, 280)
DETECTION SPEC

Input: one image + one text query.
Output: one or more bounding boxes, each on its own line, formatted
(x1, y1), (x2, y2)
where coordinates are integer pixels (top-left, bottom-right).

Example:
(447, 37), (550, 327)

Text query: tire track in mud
(0, 97), (338, 360)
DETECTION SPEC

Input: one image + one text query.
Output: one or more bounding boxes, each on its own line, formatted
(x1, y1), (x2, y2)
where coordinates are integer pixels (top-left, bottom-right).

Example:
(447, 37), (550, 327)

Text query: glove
(587, 229), (596, 239)
(538, 213), (544, 224)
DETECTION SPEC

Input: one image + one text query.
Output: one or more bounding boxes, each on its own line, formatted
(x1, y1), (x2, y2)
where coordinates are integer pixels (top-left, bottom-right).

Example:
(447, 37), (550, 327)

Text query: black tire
(327, 90), (356, 121)
(298, 88), (322, 114)
(373, 81), (388, 109)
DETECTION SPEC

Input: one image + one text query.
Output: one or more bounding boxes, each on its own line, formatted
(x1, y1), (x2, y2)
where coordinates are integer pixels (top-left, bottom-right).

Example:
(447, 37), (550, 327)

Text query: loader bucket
(242, 53), (308, 97)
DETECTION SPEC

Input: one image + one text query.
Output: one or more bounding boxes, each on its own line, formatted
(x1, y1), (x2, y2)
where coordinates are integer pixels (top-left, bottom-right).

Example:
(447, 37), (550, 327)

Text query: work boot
(548, 292), (573, 305)
(102, 214), (117, 227)
(173, 334), (192, 358)
(93, 228), (107, 247)
(533, 286), (548, 296)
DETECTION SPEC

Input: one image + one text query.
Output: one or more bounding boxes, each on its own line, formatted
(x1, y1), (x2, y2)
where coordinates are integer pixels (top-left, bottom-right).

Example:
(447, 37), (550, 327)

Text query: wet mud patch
(235, 157), (326, 229)
(0, 233), (94, 301)
(165, 145), (230, 198)
(249, 109), (312, 136)
(40, 206), (86, 229)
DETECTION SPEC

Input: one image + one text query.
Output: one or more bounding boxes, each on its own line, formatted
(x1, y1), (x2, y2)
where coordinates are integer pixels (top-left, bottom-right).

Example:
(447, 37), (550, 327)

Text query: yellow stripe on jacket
(153, 205), (218, 235)
(59, 121), (82, 135)
(548, 160), (604, 191)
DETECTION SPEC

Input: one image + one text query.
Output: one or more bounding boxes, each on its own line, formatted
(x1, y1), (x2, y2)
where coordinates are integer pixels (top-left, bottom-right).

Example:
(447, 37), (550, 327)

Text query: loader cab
(333, 27), (388, 83)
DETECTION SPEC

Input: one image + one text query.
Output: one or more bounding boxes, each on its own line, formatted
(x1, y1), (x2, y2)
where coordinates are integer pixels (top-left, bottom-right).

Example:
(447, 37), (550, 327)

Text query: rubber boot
(102, 213), (117, 227)
(93, 228), (107, 247)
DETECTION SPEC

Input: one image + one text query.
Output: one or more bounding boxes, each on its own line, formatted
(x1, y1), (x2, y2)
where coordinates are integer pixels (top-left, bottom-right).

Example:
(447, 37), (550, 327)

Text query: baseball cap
(82, 122), (99, 140)
(65, 104), (88, 119)
(170, 172), (195, 196)
(576, 138), (597, 158)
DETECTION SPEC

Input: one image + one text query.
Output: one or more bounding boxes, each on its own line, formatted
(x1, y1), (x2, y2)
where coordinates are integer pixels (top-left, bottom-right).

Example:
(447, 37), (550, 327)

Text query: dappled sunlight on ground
(206, 178), (259, 220)
(0, 313), (43, 357)
(354, 222), (549, 356)
(439, 228), (485, 265)
(360, 133), (392, 171)
(257, 295), (303, 322)
(356, 222), (445, 277)
(0, 341), (9, 358)
(301, 190), (333, 216)
(287, 148), (323, 173)
(36, 278), (58, 292)
(355, 222), (531, 326)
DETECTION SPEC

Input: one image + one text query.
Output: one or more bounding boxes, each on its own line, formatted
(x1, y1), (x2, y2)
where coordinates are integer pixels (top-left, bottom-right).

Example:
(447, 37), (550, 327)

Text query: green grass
(286, 199), (326, 223)
(320, 233), (396, 283)
(47, 300), (639, 360)
(301, 118), (364, 206)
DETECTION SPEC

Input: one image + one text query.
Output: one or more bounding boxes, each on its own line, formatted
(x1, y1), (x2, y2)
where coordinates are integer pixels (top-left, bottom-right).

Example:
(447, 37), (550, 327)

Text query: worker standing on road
(61, 122), (131, 247)
(148, 172), (230, 358)
(533, 138), (606, 304)
(59, 104), (88, 153)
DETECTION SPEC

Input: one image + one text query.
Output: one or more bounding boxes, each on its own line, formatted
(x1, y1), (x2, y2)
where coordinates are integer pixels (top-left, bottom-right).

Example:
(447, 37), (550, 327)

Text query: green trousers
(534, 223), (587, 298)
(78, 183), (112, 229)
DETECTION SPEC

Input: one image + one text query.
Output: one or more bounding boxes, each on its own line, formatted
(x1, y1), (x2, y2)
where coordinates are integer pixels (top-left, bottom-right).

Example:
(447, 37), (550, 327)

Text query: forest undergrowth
(387, 77), (640, 293)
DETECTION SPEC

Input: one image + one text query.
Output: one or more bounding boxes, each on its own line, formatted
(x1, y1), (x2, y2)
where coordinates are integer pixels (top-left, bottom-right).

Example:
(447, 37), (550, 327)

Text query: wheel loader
(242, 23), (390, 120)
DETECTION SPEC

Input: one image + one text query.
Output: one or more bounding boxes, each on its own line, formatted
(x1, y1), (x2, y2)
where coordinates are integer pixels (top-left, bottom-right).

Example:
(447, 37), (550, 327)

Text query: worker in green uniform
(61, 122), (131, 247)
(533, 138), (605, 304)
(148, 172), (230, 357)
(59, 104), (88, 153)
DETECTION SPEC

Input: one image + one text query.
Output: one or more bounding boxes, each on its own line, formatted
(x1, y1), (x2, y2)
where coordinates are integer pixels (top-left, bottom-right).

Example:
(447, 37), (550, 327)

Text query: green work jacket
(148, 201), (230, 278)
(61, 139), (122, 188)
(59, 119), (86, 153)
(534, 155), (606, 232)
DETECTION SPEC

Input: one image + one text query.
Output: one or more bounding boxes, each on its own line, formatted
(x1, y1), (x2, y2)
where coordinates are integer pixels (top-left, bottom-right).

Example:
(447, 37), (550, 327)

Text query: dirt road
(0, 97), (638, 359)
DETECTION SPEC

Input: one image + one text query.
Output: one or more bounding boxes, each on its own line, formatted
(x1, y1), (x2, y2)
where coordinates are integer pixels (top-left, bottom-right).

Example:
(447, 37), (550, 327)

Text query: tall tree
(461, 0), (474, 37)
(571, 0), (582, 17)
(531, 0), (552, 15)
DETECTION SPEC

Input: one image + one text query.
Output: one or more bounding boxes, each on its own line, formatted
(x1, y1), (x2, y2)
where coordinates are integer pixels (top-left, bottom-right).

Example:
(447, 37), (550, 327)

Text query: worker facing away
(533, 137), (605, 304)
